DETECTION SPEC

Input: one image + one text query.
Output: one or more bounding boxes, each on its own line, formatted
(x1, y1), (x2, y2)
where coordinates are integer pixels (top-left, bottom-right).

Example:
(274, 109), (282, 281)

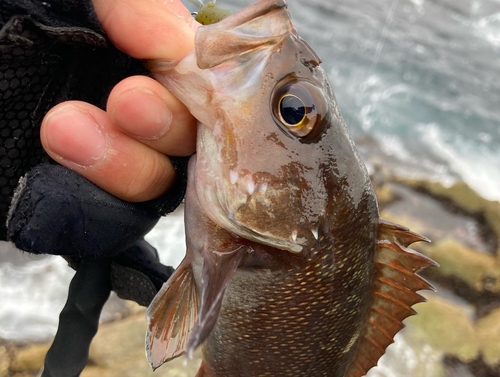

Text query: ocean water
(0, 0), (499, 375)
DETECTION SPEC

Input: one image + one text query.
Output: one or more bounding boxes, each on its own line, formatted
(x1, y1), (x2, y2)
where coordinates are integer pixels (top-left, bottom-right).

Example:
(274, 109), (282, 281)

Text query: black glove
(1, 0), (191, 375)
(7, 162), (188, 303)
(1, 0), (190, 300)
(6, 162), (188, 377)
(0, 0), (147, 240)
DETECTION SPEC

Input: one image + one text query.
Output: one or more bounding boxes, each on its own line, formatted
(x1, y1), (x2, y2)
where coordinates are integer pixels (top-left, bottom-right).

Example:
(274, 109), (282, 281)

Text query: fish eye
(279, 94), (306, 126)
(272, 80), (326, 139)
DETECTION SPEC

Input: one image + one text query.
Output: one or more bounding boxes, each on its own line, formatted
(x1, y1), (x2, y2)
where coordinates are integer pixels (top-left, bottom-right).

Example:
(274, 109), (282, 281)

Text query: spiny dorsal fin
(345, 218), (438, 377)
(146, 257), (199, 370)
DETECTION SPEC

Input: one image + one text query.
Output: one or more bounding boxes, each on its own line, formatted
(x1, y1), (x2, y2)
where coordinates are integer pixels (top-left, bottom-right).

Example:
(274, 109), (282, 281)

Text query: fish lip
(197, 172), (306, 254)
(228, 217), (304, 253)
(227, 174), (319, 254)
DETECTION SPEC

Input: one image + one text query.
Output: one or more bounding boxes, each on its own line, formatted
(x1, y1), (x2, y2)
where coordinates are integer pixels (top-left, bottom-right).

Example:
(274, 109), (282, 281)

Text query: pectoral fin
(146, 257), (198, 370)
(346, 219), (438, 377)
(186, 246), (247, 357)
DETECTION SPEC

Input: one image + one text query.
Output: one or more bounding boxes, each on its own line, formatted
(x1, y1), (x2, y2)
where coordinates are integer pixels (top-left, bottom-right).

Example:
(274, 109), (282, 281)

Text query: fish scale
(203, 197), (376, 376)
(145, 1), (437, 376)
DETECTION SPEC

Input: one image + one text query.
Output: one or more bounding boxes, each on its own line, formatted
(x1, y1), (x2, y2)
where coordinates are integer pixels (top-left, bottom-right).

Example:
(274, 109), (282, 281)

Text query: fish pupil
(280, 95), (306, 125)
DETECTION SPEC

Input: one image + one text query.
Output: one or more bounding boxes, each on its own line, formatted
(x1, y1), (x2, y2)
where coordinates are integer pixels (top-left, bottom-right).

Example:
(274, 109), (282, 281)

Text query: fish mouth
(224, 173), (325, 254)
(230, 218), (304, 253)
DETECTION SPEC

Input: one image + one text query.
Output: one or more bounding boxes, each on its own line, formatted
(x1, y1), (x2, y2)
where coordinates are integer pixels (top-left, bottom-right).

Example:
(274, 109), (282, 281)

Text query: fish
(145, 0), (438, 376)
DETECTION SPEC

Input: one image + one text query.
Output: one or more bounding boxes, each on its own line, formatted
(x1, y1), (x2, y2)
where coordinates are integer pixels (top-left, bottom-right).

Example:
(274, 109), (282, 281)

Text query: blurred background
(1, 0), (499, 376)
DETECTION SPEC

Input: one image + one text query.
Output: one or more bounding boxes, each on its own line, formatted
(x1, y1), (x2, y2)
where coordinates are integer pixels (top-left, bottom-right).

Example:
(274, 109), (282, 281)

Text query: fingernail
(113, 88), (173, 140)
(44, 105), (106, 167)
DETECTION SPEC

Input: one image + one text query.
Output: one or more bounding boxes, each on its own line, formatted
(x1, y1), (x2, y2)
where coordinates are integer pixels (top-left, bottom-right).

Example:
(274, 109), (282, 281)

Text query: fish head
(150, 0), (375, 253)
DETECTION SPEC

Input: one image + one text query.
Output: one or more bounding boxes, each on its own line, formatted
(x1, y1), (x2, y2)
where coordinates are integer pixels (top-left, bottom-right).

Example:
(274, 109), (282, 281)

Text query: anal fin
(346, 218), (438, 377)
(146, 256), (199, 370)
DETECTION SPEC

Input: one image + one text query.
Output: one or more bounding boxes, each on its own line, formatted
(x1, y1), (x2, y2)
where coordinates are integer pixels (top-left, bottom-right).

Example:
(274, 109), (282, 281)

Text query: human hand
(40, 0), (200, 202)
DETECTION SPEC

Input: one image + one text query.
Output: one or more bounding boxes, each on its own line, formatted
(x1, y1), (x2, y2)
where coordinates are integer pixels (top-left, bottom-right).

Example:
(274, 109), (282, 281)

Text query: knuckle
(121, 153), (173, 202)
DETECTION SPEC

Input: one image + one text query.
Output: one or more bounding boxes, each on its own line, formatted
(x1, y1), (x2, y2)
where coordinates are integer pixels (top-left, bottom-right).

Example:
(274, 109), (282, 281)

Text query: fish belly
(200, 242), (375, 377)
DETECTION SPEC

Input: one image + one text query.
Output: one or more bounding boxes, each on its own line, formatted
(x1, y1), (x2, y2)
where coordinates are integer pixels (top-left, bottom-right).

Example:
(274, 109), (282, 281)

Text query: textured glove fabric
(1, 0), (191, 375)
(1, 0), (191, 302)
(7, 164), (161, 256)
(6, 161), (186, 304)
(0, 0), (148, 240)
(111, 239), (174, 306)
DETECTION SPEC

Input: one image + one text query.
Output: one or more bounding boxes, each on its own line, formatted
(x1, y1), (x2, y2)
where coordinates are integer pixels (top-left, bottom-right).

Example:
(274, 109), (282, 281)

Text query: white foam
(367, 332), (443, 377)
(0, 246), (73, 341)
(145, 206), (186, 269)
(416, 123), (500, 202)
(474, 13), (500, 47)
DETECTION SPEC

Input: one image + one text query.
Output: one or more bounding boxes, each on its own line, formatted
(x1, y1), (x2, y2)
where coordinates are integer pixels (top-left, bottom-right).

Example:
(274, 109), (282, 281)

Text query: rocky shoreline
(0, 302), (202, 377)
(375, 177), (500, 377)
(1, 176), (499, 377)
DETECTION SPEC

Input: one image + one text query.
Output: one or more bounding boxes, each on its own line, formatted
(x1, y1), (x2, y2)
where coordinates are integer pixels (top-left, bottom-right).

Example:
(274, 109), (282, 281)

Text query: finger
(41, 101), (177, 202)
(107, 76), (197, 156)
(92, 0), (201, 60)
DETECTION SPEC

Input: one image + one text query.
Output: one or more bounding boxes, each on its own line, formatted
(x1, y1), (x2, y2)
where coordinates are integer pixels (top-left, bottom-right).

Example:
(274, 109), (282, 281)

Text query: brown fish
(145, 1), (437, 376)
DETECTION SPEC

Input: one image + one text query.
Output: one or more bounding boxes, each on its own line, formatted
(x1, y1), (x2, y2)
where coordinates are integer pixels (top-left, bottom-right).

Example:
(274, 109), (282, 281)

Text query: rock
(476, 307), (500, 367)
(397, 179), (500, 258)
(406, 295), (480, 363)
(86, 309), (202, 376)
(2, 308), (202, 377)
(373, 182), (399, 207)
(80, 366), (116, 377)
(418, 238), (500, 295)
(381, 183), (494, 253)
(402, 281), (500, 372)
(0, 346), (9, 376)
(379, 181), (500, 306)
(10, 342), (48, 373)
(3, 178), (499, 377)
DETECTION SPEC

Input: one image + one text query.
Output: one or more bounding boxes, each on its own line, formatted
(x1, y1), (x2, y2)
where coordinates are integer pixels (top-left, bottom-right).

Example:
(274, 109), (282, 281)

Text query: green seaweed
(407, 296), (479, 363)
(477, 307), (500, 367)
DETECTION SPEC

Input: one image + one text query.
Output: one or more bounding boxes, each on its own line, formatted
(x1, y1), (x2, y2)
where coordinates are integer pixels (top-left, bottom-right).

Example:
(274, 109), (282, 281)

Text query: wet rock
(373, 182), (400, 207)
(1, 308), (202, 377)
(397, 179), (500, 257)
(406, 295), (480, 363)
(0, 346), (9, 376)
(380, 183), (494, 253)
(444, 356), (500, 377)
(86, 309), (202, 376)
(10, 342), (48, 374)
(418, 239), (500, 297)
(476, 307), (500, 367)
(442, 357), (476, 377)
(378, 180), (500, 309)
(3, 178), (499, 377)
(377, 177), (500, 375)
(80, 366), (115, 377)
